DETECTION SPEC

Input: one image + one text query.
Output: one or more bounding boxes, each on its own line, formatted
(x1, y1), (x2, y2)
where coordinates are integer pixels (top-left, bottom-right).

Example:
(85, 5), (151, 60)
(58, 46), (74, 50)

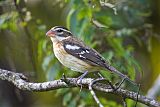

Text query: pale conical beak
(46, 30), (55, 37)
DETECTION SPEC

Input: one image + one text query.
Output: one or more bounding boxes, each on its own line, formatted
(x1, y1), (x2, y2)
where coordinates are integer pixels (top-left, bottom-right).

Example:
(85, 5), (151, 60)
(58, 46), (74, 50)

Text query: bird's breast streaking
(53, 39), (100, 73)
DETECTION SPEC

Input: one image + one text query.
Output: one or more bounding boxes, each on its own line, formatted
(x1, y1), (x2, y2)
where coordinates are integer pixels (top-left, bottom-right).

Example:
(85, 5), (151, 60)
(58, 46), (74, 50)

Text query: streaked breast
(53, 42), (97, 73)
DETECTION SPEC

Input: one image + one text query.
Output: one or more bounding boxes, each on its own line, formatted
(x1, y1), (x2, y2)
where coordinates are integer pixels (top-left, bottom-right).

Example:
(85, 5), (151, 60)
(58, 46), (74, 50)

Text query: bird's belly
(53, 46), (97, 73)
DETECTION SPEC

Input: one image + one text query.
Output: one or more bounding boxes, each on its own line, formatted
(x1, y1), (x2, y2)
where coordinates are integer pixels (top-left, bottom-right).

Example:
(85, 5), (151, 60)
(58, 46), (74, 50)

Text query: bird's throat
(50, 37), (57, 43)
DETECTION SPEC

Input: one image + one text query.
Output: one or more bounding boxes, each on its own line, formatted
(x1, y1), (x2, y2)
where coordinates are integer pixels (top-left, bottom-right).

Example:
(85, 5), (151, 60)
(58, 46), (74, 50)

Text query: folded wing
(62, 37), (108, 68)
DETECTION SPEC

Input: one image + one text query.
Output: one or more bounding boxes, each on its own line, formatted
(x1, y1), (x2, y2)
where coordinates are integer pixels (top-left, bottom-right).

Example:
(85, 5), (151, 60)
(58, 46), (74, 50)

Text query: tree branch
(0, 68), (159, 107)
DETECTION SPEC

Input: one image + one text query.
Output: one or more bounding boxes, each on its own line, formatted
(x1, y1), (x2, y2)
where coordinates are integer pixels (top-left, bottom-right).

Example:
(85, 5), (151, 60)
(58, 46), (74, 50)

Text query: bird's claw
(75, 77), (83, 91)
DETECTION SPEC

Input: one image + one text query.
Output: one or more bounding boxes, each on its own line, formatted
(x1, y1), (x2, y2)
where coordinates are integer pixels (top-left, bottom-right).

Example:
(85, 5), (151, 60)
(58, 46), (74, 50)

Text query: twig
(135, 84), (141, 107)
(91, 18), (108, 28)
(122, 97), (127, 107)
(99, 0), (117, 15)
(0, 68), (160, 107)
(114, 78), (125, 91)
(89, 78), (105, 107)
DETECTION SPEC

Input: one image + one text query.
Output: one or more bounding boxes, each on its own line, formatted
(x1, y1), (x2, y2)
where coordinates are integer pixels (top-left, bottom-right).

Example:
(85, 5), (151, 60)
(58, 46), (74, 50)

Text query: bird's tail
(105, 65), (137, 86)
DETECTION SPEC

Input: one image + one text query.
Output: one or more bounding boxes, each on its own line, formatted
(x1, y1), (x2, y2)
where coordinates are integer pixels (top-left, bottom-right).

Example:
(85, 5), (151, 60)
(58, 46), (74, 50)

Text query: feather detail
(52, 41), (99, 73)
(62, 37), (108, 68)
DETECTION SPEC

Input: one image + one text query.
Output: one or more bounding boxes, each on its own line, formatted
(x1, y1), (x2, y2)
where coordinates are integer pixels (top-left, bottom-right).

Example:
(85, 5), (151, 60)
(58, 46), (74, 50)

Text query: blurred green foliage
(0, 0), (160, 107)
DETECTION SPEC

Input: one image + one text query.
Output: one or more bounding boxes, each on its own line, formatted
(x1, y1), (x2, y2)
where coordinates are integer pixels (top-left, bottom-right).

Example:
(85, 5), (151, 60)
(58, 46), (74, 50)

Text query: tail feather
(105, 65), (137, 86)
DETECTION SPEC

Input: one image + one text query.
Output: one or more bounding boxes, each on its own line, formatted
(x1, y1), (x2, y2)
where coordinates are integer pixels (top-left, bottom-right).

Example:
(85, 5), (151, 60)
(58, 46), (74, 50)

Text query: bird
(46, 26), (136, 85)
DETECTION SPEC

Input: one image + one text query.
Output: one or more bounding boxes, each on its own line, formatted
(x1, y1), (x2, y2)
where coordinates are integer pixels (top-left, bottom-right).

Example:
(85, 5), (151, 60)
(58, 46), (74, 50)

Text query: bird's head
(46, 26), (72, 42)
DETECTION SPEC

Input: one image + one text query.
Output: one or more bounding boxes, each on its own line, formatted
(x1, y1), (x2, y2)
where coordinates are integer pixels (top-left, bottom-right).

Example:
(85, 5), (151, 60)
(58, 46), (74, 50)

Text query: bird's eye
(57, 29), (63, 32)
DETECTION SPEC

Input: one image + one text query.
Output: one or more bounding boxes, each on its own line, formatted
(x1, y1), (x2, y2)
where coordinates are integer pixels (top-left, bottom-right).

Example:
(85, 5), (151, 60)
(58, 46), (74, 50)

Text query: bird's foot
(76, 78), (82, 85)
(90, 78), (106, 87)
(94, 72), (116, 90)
(75, 76), (84, 91)
(75, 71), (88, 91)
(76, 71), (88, 84)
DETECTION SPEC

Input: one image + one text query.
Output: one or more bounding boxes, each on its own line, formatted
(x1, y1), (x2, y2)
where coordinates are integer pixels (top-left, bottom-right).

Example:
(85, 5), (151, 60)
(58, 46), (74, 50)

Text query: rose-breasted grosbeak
(46, 26), (136, 84)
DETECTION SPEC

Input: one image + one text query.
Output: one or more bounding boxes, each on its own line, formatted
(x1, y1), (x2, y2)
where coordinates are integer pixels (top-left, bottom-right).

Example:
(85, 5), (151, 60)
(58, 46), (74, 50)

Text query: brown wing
(62, 37), (108, 68)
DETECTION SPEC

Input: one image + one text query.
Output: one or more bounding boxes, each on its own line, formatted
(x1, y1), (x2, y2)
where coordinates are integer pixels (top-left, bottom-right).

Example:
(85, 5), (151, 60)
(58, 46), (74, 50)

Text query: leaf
(63, 92), (72, 106)
(16, 0), (20, 4)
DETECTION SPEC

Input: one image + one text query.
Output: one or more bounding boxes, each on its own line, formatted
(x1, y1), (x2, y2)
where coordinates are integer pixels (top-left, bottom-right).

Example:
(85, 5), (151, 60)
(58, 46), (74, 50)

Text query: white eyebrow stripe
(53, 28), (72, 34)
(65, 44), (80, 50)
